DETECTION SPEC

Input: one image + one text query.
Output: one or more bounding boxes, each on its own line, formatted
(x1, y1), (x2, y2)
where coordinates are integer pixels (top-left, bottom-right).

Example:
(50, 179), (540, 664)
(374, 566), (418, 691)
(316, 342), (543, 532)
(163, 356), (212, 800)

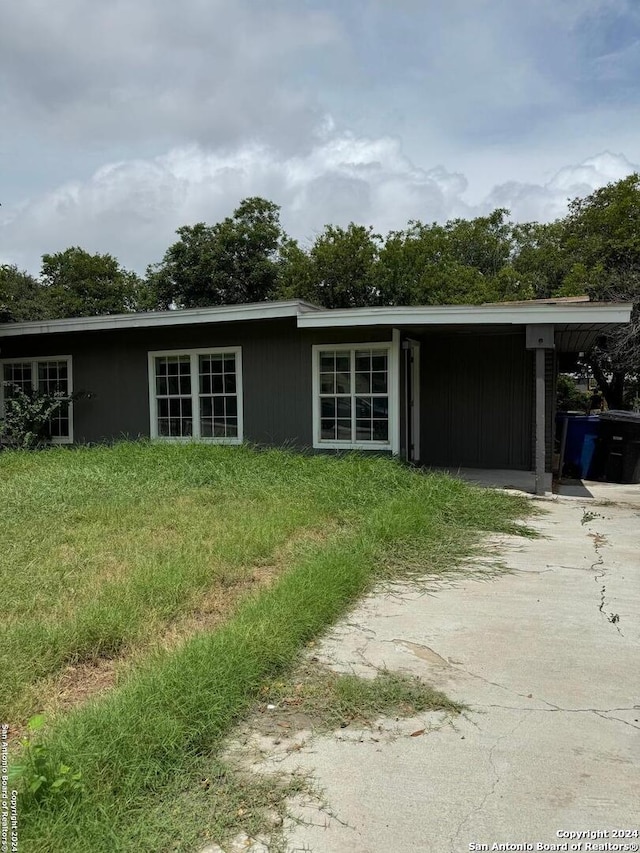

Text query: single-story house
(0, 297), (632, 493)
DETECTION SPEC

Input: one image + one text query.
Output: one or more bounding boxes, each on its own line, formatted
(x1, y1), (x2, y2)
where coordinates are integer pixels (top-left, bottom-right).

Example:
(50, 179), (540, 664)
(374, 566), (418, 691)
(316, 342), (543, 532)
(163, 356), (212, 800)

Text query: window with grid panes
(1, 357), (72, 441)
(317, 346), (390, 446)
(151, 349), (242, 441)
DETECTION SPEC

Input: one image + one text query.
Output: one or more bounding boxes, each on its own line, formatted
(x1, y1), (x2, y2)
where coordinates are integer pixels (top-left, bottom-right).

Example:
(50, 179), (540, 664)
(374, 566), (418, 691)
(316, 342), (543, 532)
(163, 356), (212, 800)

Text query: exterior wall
(1, 319), (391, 448)
(414, 331), (534, 470)
(2, 319), (553, 472)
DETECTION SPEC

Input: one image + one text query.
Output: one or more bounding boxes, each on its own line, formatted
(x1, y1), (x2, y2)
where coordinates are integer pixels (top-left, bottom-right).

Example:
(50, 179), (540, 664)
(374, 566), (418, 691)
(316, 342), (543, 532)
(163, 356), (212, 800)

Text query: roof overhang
(0, 300), (632, 347)
(295, 303), (633, 329)
(0, 300), (322, 338)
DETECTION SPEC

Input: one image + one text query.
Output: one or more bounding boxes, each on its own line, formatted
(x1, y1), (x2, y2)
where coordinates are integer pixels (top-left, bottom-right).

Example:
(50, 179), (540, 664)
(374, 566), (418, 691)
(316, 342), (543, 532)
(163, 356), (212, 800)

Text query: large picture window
(0, 356), (73, 442)
(149, 348), (242, 442)
(312, 343), (397, 451)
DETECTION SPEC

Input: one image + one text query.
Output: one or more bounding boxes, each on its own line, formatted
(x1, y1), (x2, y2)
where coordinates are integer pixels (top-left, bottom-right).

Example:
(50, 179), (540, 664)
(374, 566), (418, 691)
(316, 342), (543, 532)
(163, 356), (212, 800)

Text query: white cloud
(1, 138), (636, 276)
(484, 151), (638, 221)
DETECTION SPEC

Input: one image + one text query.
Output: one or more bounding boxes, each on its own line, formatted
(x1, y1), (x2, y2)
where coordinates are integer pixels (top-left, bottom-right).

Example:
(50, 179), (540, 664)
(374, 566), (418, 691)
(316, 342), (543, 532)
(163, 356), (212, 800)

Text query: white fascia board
(0, 300), (321, 338)
(296, 304), (633, 328)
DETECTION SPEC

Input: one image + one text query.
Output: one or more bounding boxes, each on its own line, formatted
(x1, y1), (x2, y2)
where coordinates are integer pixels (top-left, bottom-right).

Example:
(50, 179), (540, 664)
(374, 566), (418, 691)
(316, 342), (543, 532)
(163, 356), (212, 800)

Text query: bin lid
(599, 410), (640, 422)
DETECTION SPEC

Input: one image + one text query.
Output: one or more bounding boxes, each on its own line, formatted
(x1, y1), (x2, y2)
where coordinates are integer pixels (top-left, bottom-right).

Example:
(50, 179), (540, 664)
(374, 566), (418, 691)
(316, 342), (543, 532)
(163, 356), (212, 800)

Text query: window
(149, 348), (242, 442)
(312, 342), (398, 451)
(0, 356), (73, 442)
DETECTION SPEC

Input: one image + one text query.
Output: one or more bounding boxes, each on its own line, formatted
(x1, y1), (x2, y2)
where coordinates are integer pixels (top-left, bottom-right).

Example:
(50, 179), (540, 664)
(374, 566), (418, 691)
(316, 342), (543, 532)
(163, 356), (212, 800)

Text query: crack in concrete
(587, 525), (624, 635)
(449, 715), (527, 853)
(472, 703), (640, 729)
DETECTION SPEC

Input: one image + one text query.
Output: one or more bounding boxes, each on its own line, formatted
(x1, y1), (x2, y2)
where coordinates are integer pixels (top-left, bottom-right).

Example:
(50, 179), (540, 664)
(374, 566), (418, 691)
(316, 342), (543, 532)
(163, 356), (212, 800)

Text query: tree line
(2, 176), (639, 407)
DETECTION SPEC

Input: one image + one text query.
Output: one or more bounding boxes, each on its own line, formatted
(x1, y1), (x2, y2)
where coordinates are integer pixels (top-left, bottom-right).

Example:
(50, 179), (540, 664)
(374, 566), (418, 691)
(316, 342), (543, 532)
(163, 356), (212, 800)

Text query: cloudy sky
(1, 0), (639, 275)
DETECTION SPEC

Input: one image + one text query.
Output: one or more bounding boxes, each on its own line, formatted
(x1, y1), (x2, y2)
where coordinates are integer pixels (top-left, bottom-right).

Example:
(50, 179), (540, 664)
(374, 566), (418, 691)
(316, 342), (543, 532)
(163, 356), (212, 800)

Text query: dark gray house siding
(411, 331), (535, 470)
(1, 319), (392, 448)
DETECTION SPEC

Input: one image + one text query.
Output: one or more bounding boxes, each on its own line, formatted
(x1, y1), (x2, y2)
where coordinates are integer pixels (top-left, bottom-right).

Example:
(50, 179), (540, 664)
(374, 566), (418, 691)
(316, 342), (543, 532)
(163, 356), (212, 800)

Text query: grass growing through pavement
(256, 663), (464, 733)
(2, 442), (530, 852)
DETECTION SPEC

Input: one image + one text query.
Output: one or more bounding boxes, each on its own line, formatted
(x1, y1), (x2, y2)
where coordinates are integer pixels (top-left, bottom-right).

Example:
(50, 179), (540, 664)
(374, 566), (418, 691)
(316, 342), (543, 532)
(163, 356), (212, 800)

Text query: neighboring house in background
(0, 298), (631, 494)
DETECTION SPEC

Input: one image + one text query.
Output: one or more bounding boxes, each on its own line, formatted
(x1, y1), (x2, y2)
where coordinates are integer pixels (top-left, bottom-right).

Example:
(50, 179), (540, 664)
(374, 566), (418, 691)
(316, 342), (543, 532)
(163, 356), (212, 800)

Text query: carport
(298, 297), (632, 495)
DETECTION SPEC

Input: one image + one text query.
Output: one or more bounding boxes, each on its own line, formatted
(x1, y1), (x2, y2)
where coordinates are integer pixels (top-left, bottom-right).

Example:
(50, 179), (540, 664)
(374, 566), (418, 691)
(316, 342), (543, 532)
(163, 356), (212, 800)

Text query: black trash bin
(596, 411), (640, 484)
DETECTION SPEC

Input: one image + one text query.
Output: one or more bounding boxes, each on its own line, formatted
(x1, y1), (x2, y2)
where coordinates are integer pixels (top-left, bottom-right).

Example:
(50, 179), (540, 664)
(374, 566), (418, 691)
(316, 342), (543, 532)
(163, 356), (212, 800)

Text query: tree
(377, 211), (521, 306)
(511, 221), (570, 298)
(558, 174), (640, 409)
(277, 224), (381, 308)
(41, 248), (142, 318)
(148, 197), (286, 308)
(0, 265), (50, 323)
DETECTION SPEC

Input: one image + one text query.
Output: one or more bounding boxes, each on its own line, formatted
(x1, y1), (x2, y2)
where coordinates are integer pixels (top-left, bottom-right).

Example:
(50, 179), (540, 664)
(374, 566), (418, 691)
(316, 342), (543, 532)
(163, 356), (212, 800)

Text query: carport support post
(535, 348), (546, 496)
(526, 324), (555, 497)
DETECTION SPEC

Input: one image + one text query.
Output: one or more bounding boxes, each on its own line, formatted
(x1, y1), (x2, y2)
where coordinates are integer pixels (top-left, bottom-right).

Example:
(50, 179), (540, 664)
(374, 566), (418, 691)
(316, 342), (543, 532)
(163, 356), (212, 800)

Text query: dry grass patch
(12, 524), (337, 736)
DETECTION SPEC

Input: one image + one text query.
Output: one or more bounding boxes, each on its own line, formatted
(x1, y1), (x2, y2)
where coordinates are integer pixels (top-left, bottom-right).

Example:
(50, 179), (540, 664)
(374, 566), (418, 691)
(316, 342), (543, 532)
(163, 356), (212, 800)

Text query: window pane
(336, 398), (351, 418)
(200, 374), (211, 395)
(224, 373), (236, 393)
(336, 419), (351, 440)
(372, 398), (388, 417)
(335, 355), (350, 372)
(356, 397), (372, 418)
(356, 420), (373, 441)
(373, 420), (389, 441)
(355, 372), (370, 393)
(372, 354), (386, 371)
(223, 357), (235, 373)
(321, 398), (336, 418)
(355, 353), (371, 372)
(226, 396), (237, 417)
(320, 373), (335, 394)
(335, 372), (350, 394)
(372, 372), (387, 393)
(226, 418), (238, 437)
(319, 353), (335, 371)
(321, 419), (335, 440)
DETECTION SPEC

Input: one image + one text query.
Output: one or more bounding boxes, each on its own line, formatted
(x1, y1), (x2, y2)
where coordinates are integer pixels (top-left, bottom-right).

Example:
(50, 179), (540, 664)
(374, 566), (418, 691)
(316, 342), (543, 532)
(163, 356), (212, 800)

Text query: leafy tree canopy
(0, 265), (50, 323)
(41, 248), (142, 318)
(149, 197), (286, 308)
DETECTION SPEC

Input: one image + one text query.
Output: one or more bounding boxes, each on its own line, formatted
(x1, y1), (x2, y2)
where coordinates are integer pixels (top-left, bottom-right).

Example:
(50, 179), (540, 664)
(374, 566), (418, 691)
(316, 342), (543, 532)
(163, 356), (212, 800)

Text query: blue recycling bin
(556, 413), (602, 479)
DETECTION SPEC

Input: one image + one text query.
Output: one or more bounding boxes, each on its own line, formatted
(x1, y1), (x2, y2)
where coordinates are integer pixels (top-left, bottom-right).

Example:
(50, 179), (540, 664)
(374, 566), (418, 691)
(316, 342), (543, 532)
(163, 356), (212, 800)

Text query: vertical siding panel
(419, 331), (532, 470)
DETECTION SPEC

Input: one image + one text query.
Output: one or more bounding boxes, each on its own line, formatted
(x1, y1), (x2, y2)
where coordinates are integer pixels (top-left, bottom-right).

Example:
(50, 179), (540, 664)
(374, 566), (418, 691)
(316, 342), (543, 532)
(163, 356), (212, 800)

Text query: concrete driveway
(248, 484), (640, 852)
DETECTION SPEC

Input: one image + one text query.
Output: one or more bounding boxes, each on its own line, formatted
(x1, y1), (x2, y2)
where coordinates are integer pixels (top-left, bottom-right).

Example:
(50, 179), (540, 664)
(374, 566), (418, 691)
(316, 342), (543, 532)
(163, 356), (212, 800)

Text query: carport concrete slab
(259, 489), (640, 852)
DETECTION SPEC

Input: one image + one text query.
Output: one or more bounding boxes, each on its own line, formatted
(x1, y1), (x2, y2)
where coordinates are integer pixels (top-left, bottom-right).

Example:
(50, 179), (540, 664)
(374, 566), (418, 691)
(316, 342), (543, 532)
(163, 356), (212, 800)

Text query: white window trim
(0, 354), (74, 444)
(312, 334), (400, 454)
(148, 347), (243, 444)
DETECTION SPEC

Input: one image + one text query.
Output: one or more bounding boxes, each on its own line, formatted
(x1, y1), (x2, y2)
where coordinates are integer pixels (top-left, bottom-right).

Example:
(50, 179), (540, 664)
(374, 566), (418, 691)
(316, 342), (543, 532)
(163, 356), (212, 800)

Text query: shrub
(0, 383), (81, 448)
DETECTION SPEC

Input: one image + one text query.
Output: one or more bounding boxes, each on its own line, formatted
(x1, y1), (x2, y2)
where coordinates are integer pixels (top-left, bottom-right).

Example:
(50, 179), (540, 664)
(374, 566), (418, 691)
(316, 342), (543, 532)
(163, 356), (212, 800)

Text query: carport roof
(296, 301), (632, 329)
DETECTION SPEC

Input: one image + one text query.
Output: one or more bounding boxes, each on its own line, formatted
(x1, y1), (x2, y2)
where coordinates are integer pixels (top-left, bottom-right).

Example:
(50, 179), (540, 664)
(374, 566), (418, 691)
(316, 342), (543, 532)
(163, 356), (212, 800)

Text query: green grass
(257, 663), (464, 733)
(2, 442), (530, 851)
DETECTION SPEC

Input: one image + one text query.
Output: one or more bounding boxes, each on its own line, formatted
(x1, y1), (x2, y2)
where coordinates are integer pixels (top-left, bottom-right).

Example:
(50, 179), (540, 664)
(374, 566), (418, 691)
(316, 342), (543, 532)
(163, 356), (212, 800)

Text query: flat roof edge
(0, 300), (322, 338)
(296, 303), (633, 328)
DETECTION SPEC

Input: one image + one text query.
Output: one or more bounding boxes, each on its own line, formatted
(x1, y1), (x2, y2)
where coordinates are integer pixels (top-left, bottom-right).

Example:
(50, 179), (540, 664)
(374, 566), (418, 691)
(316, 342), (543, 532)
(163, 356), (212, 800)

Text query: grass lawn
(1, 442), (531, 852)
